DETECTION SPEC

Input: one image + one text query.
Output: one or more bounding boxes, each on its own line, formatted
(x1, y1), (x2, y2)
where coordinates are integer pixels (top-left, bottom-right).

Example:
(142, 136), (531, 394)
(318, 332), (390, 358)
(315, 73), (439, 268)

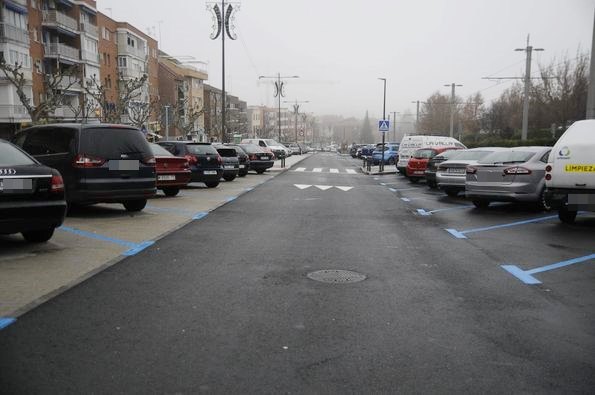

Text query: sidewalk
(361, 165), (398, 175)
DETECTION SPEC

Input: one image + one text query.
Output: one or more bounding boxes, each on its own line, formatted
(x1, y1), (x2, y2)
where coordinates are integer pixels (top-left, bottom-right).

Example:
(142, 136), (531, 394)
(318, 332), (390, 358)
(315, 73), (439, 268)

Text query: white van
(396, 135), (466, 174)
(545, 120), (595, 223)
(241, 138), (291, 158)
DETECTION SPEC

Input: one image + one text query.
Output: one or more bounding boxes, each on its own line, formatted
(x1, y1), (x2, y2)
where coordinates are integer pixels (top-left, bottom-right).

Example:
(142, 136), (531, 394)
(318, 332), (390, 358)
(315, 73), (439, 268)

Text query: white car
(545, 120), (595, 223)
(241, 138), (291, 158)
(397, 135), (466, 174)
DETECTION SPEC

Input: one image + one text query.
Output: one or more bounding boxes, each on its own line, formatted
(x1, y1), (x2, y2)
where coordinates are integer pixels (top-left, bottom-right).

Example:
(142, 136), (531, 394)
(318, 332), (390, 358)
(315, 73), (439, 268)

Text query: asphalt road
(1, 153), (594, 394)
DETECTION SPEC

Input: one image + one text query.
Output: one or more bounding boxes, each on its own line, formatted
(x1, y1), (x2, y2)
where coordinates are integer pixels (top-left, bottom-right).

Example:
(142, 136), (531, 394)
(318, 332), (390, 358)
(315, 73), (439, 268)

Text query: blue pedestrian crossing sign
(378, 120), (390, 132)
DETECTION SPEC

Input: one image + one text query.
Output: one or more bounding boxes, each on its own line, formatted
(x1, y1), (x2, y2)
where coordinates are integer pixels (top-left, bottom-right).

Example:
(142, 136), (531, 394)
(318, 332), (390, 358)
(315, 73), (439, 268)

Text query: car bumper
(406, 168), (426, 178)
(250, 161), (274, 171)
(156, 171), (192, 188)
(436, 173), (466, 189)
(465, 183), (539, 202)
(190, 168), (224, 183)
(0, 200), (66, 234)
(545, 187), (595, 210)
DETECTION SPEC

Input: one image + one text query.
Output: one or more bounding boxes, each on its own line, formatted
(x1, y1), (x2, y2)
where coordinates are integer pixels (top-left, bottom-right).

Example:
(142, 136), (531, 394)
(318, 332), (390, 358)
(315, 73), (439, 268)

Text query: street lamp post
(284, 99), (309, 143)
(515, 36), (544, 140)
(444, 83), (463, 138)
(207, 0), (239, 142)
(378, 78), (387, 172)
(259, 73), (299, 142)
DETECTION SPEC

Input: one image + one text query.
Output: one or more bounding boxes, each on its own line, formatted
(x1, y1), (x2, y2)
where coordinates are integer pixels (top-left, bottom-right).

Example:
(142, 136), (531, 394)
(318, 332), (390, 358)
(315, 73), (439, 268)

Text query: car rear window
(452, 150), (495, 161)
(0, 141), (36, 166)
(150, 143), (173, 157)
(479, 150), (536, 164)
(434, 150), (461, 161)
(186, 144), (218, 155)
(80, 128), (151, 159)
(216, 148), (237, 157)
(413, 149), (436, 159)
(238, 144), (263, 154)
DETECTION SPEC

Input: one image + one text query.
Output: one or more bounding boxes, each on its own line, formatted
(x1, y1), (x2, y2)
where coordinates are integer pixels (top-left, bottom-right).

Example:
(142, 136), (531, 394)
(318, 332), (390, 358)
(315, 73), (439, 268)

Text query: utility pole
(587, 9), (595, 118)
(411, 100), (423, 134)
(164, 105), (170, 140)
(378, 78), (387, 172)
(516, 35), (544, 140)
(391, 111), (399, 142)
(259, 73), (299, 142)
(207, 0), (239, 142)
(284, 99), (309, 143)
(444, 83), (462, 138)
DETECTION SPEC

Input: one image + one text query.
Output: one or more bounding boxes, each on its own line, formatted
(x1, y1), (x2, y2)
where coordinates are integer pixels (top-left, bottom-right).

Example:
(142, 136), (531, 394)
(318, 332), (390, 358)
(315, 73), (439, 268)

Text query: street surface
(1, 153), (594, 393)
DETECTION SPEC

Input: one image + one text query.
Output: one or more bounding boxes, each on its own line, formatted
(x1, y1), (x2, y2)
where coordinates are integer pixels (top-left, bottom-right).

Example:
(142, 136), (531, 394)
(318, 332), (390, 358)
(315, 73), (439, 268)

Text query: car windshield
(452, 150), (495, 161)
(150, 143), (174, 157)
(413, 149), (436, 159)
(479, 150), (535, 164)
(186, 144), (218, 155)
(264, 139), (279, 146)
(0, 141), (36, 166)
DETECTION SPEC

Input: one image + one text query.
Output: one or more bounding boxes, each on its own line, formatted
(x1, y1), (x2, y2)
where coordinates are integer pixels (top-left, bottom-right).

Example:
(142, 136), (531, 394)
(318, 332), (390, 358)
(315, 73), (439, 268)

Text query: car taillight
(545, 174), (552, 181)
(184, 155), (198, 165)
(504, 167), (531, 175)
(142, 156), (156, 166)
(217, 155), (223, 164)
(50, 174), (64, 193)
(466, 166), (477, 174)
(249, 154), (258, 161)
(183, 161), (190, 170)
(545, 165), (552, 172)
(73, 154), (105, 168)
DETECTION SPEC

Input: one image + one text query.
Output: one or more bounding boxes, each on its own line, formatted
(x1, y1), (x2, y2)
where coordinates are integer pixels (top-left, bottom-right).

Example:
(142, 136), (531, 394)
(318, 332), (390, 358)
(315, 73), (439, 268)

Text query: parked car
(288, 143), (306, 155)
(397, 135), (466, 174)
(425, 149), (462, 189)
(157, 141), (223, 188)
(371, 143), (400, 165)
(436, 147), (506, 196)
(149, 143), (191, 197)
(465, 146), (552, 209)
(238, 144), (275, 174)
(0, 139), (67, 242)
(350, 144), (364, 158)
(406, 147), (462, 182)
(13, 124), (156, 212)
(545, 120), (595, 223)
(241, 138), (290, 158)
(225, 144), (250, 177)
(359, 144), (376, 159)
(214, 146), (240, 182)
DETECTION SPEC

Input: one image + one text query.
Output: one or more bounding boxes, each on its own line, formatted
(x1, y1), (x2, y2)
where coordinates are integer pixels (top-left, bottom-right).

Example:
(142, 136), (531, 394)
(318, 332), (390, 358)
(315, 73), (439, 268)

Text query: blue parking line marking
(192, 211), (209, 220)
(245, 187), (254, 192)
(389, 188), (397, 192)
(0, 317), (16, 330)
(417, 205), (475, 216)
(444, 214), (559, 239)
(226, 196), (237, 203)
(502, 253), (595, 285)
(392, 187), (419, 192)
(58, 226), (154, 257)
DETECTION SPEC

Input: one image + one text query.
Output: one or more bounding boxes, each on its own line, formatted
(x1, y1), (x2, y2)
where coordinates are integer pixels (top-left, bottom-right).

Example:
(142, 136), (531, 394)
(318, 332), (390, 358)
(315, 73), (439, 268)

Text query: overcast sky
(100, 0), (595, 120)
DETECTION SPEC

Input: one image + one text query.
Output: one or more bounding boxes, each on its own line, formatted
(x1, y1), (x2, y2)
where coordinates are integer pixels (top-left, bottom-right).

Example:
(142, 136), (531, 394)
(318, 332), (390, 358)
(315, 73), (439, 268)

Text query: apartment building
(226, 94), (247, 138)
(158, 53), (208, 140)
(0, 0), (31, 138)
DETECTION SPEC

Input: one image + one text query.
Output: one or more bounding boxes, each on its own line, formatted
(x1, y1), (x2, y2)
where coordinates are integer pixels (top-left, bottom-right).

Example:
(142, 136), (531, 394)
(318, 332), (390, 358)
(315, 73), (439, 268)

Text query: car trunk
(156, 156), (188, 173)
(0, 166), (53, 202)
(473, 165), (516, 185)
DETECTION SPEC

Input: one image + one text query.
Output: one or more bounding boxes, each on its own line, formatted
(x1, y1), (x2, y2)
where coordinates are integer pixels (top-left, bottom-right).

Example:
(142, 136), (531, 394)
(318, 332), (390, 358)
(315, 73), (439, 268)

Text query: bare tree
(171, 97), (204, 138)
(419, 92), (453, 134)
(0, 60), (81, 123)
(128, 96), (159, 129)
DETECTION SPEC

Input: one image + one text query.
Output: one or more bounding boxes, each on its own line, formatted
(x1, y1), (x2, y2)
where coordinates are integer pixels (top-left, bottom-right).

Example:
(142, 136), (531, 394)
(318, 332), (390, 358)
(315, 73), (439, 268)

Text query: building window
(127, 36), (135, 48)
(118, 56), (127, 68)
(102, 27), (110, 41)
(34, 59), (42, 74)
(107, 54), (111, 65)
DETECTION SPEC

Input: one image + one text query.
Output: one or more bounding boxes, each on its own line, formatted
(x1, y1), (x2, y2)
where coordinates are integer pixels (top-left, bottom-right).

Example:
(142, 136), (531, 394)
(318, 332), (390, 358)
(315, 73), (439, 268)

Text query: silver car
(465, 146), (552, 209)
(436, 147), (506, 197)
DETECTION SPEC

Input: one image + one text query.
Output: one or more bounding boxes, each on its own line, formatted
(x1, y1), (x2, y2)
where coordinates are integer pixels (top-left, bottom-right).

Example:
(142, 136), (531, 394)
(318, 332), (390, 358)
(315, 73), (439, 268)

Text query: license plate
(158, 175), (176, 181)
(224, 165), (235, 169)
(239, 165), (245, 169)
(447, 168), (466, 174)
(414, 171), (424, 175)
(109, 160), (139, 171)
(261, 156), (269, 160)
(0, 178), (33, 193)
(204, 170), (217, 175)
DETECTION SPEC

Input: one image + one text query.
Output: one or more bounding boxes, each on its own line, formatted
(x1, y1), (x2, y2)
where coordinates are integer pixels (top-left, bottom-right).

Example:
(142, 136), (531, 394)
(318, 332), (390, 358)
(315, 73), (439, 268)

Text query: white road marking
(294, 184), (312, 190)
(330, 168), (339, 173)
(312, 168), (323, 173)
(295, 167), (306, 172)
(314, 185), (333, 191)
(346, 169), (357, 174)
(335, 186), (353, 191)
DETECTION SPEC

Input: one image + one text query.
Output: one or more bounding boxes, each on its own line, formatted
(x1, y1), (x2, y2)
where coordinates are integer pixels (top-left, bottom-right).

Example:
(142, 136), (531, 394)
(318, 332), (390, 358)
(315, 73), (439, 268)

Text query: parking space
(0, 155), (310, 317)
(348, 156), (595, 294)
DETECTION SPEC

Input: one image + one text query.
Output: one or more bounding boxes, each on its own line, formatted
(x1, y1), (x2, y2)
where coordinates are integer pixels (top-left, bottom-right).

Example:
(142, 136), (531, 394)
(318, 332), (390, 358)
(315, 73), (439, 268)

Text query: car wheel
(558, 207), (577, 224)
(472, 199), (490, 209)
(537, 188), (551, 211)
(162, 187), (180, 197)
(123, 199), (147, 212)
(427, 180), (437, 189)
(409, 177), (420, 183)
(256, 169), (265, 174)
(22, 228), (55, 243)
(223, 175), (236, 182)
(445, 188), (459, 197)
(205, 181), (219, 188)
(238, 172), (247, 177)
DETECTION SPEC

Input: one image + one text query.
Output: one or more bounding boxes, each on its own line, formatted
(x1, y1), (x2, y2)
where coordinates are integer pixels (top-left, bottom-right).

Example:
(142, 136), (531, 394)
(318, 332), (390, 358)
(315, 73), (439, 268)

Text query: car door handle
(575, 183), (587, 187)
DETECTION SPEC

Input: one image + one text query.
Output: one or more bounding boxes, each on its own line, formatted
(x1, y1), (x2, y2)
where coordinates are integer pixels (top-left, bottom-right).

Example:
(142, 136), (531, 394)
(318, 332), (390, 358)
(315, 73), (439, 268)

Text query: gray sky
(100, 0), (595, 120)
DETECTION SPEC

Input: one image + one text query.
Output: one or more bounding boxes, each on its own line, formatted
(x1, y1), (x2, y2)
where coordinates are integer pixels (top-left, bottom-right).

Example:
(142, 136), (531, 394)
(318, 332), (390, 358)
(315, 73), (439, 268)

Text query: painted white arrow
(335, 186), (353, 191)
(314, 185), (333, 191)
(294, 184), (312, 190)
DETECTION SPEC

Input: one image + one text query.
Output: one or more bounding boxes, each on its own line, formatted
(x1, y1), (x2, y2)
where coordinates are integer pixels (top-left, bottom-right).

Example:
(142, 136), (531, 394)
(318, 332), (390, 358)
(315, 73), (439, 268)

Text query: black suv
(157, 141), (223, 188)
(13, 124), (156, 212)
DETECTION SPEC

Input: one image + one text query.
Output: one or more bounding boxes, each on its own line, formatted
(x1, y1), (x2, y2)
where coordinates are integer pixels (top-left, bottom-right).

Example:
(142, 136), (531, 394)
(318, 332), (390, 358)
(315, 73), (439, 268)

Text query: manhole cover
(307, 270), (367, 284)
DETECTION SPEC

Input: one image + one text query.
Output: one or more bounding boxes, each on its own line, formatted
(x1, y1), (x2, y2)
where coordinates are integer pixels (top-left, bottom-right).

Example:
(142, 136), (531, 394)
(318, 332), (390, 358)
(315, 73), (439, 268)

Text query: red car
(406, 147), (461, 183)
(150, 143), (191, 196)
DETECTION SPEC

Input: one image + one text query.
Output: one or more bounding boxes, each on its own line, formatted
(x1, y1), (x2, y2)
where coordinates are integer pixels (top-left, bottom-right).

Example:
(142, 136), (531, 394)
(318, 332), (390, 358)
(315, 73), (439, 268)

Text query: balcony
(81, 50), (99, 64)
(0, 23), (30, 46)
(44, 43), (80, 63)
(42, 10), (79, 35)
(52, 106), (77, 119)
(118, 66), (145, 80)
(54, 75), (82, 91)
(0, 104), (31, 122)
(117, 42), (147, 60)
(79, 22), (98, 38)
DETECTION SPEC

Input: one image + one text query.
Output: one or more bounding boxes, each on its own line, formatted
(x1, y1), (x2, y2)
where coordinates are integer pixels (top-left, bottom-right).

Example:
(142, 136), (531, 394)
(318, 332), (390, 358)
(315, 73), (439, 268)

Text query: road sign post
(378, 120), (390, 172)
